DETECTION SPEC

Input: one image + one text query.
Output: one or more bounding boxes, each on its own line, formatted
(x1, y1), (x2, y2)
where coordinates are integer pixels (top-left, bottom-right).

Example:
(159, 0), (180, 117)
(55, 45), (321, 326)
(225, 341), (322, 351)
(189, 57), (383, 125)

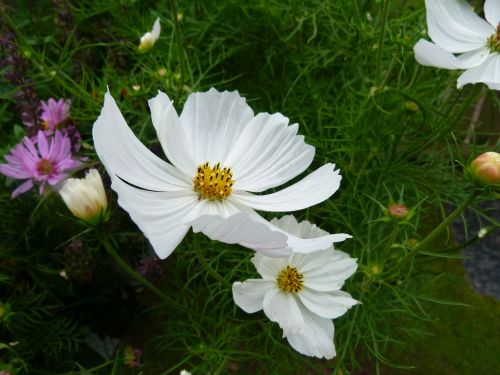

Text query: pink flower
(40, 98), (71, 133)
(0, 131), (82, 198)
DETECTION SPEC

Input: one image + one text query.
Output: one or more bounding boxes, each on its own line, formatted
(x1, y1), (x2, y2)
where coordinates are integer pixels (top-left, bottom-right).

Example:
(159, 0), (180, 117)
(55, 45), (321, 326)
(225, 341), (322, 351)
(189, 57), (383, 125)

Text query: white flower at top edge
(232, 215), (358, 359)
(414, 0), (500, 90)
(92, 88), (351, 259)
(138, 17), (161, 52)
(60, 169), (108, 224)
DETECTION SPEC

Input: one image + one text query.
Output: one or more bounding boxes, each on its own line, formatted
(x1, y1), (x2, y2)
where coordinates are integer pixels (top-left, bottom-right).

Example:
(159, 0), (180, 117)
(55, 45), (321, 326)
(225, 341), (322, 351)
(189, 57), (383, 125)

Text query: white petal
(298, 288), (358, 319)
(182, 197), (242, 223)
(232, 279), (275, 313)
(244, 211), (351, 254)
(263, 289), (305, 334)
(426, 0), (493, 53)
(151, 17), (161, 40)
(271, 215), (329, 238)
(251, 252), (287, 279)
(485, 0), (500, 28)
(180, 88), (254, 165)
(190, 212), (291, 257)
(92, 91), (190, 191)
(148, 91), (196, 176)
(285, 306), (335, 359)
(232, 164), (341, 212)
(457, 54), (500, 89)
(226, 113), (314, 192)
(303, 253), (358, 292)
(456, 47), (492, 66)
(111, 177), (198, 259)
(414, 40), (489, 69)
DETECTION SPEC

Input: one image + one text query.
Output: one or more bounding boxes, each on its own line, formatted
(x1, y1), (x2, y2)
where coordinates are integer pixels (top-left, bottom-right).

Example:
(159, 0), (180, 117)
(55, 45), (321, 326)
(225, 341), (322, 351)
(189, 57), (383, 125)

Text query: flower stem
(398, 190), (479, 268)
(193, 234), (232, 289)
(98, 232), (186, 310)
(169, 0), (186, 98)
(375, 0), (391, 85)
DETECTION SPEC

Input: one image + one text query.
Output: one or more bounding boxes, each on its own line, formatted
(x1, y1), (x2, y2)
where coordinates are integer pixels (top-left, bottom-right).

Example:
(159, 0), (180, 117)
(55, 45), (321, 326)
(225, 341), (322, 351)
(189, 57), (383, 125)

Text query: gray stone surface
(452, 200), (500, 299)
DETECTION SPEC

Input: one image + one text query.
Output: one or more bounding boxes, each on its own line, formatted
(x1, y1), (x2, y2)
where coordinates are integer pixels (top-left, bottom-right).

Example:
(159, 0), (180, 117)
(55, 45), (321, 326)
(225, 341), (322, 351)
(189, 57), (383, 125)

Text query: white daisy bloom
(414, 0), (500, 90)
(138, 17), (161, 52)
(60, 169), (108, 224)
(232, 215), (358, 359)
(92, 88), (350, 259)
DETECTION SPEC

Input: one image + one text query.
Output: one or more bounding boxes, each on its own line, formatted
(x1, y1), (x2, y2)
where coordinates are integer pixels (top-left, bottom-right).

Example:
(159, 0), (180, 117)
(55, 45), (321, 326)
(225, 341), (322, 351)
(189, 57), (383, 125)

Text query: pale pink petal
(11, 180), (33, 198)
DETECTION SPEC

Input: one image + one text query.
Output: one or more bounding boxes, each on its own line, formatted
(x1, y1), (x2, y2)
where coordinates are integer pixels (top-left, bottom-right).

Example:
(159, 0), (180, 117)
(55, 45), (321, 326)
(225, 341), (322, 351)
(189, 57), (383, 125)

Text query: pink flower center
(37, 159), (54, 175)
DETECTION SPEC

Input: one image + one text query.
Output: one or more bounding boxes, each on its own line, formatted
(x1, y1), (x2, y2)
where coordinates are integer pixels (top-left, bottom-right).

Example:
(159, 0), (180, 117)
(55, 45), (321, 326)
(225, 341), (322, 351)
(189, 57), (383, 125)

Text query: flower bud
(60, 169), (108, 225)
(469, 152), (500, 187)
(123, 345), (143, 368)
(138, 18), (161, 52)
(387, 203), (409, 220)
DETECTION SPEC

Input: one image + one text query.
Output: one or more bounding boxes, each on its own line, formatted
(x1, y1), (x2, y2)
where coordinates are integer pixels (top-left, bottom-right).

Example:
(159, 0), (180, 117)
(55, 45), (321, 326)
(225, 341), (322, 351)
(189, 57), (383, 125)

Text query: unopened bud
(403, 100), (419, 112)
(388, 203), (409, 220)
(60, 169), (108, 225)
(138, 18), (161, 52)
(469, 152), (500, 186)
(123, 345), (143, 368)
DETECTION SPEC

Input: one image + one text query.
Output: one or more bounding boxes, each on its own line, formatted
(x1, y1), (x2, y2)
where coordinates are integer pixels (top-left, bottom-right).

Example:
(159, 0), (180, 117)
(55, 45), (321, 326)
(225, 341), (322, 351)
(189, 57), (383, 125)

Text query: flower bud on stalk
(60, 169), (108, 225)
(387, 203), (409, 220)
(469, 152), (500, 187)
(138, 18), (160, 52)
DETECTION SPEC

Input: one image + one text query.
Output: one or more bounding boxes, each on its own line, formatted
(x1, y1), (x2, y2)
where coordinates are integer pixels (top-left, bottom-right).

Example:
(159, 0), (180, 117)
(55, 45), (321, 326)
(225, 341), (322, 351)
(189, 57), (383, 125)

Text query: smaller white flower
(60, 169), (108, 224)
(414, 0), (500, 90)
(232, 215), (358, 359)
(138, 17), (161, 52)
(179, 371), (191, 375)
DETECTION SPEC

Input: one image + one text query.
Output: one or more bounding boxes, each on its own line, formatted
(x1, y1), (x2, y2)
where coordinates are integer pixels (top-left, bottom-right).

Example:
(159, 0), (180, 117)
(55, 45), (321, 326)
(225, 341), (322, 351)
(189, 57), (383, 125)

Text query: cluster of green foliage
(0, 0), (498, 374)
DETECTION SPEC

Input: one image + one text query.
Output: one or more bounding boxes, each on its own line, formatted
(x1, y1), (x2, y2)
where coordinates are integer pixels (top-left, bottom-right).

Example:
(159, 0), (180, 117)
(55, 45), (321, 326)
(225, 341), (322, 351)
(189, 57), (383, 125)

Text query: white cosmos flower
(232, 215), (358, 359)
(60, 169), (108, 224)
(92, 88), (350, 259)
(138, 18), (161, 52)
(414, 0), (500, 90)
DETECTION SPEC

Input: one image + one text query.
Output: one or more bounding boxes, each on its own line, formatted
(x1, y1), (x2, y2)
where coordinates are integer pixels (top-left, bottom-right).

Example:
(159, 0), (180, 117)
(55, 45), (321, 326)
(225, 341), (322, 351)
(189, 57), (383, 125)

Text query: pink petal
(11, 180), (33, 198)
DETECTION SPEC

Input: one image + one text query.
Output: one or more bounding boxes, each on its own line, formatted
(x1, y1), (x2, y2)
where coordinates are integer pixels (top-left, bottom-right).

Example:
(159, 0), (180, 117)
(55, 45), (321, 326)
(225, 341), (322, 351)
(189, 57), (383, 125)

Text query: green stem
(98, 232), (186, 311)
(399, 190), (479, 268)
(169, 0), (186, 98)
(375, 0), (390, 85)
(193, 235), (232, 289)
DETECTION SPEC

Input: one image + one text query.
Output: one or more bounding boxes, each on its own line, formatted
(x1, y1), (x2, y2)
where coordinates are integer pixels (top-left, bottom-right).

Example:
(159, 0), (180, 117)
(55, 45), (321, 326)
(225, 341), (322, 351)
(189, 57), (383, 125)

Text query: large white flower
(232, 215), (358, 359)
(92, 88), (350, 259)
(414, 0), (500, 90)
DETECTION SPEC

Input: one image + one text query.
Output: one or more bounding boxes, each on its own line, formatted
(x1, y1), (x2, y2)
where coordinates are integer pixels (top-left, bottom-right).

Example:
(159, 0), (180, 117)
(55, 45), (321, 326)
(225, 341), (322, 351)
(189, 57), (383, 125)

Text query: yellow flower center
(487, 23), (500, 52)
(277, 265), (304, 293)
(193, 162), (234, 201)
(40, 120), (49, 130)
(37, 158), (53, 175)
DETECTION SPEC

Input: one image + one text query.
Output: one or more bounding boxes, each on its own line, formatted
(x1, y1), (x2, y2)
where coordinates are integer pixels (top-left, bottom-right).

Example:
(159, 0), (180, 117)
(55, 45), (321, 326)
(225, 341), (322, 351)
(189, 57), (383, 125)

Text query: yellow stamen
(487, 23), (500, 52)
(277, 265), (304, 293)
(193, 162), (234, 201)
(40, 120), (49, 131)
